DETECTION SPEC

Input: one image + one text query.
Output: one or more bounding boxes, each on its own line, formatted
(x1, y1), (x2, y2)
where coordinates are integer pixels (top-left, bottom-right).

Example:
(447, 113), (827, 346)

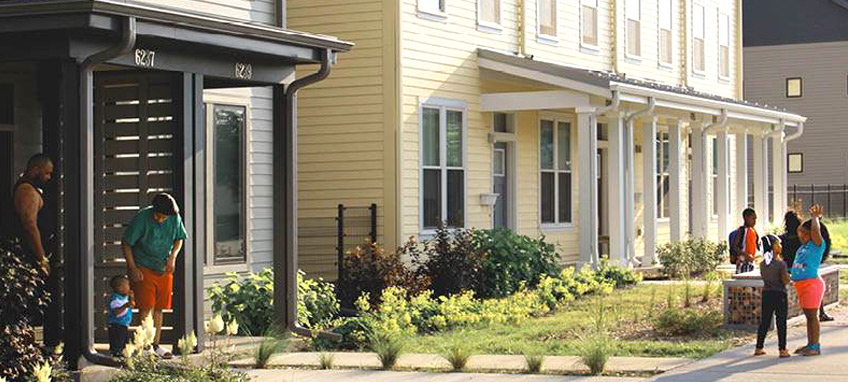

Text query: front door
(493, 142), (510, 229)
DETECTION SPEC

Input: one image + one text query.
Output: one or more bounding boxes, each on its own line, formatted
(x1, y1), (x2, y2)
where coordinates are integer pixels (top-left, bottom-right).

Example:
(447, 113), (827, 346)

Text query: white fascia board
(481, 90), (591, 111)
(478, 58), (612, 98)
(611, 82), (806, 126)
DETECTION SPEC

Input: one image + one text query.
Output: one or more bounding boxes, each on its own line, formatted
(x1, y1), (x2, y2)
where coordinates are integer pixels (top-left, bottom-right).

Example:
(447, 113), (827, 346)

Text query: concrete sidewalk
(246, 369), (644, 382)
(646, 310), (848, 382)
(232, 352), (689, 375)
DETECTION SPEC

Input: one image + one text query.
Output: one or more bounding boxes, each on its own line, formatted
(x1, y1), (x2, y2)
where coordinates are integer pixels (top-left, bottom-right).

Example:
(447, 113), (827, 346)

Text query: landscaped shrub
(338, 240), (430, 309)
(208, 269), (339, 336)
(594, 260), (642, 288)
(656, 239), (727, 279)
(407, 225), (487, 298)
(652, 307), (723, 337)
(472, 228), (560, 298)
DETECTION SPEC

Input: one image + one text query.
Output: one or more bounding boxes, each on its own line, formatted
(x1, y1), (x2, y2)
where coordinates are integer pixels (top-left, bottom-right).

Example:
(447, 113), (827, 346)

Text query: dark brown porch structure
(0, 0), (351, 369)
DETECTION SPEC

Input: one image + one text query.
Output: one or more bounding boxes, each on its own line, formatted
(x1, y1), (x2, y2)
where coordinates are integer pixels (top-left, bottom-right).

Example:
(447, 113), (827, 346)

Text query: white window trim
(419, 97), (468, 237)
(625, 0), (642, 61)
(477, 0), (503, 33)
(717, 12), (731, 81)
(657, 0), (674, 69)
(691, 2), (706, 76)
(536, 0), (559, 45)
(580, 0), (600, 52)
(539, 114), (575, 229)
(203, 98), (252, 275)
(656, 129), (672, 219)
(417, 0), (448, 21)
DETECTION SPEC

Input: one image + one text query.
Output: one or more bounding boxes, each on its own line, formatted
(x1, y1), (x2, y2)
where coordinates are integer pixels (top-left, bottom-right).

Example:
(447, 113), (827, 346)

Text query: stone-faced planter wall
(723, 265), (840, 330)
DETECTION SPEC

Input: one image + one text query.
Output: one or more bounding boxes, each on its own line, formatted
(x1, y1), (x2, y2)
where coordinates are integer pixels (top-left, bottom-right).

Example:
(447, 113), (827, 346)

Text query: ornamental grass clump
(254, 328), (288, 369)
(369, 329), (405, 370)
(318, 352), (335, 370)
(577, 298), (612, 376)
(441, 340), (472, 371)
(524, 352), (544, 374)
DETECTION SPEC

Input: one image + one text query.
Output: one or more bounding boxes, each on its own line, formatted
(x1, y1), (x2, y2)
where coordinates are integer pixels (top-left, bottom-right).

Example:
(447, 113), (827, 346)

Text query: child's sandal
(753, 348), (766, 356)
(793, 345), (808, 354)
(802, 344), (821, 356)
(779, 350), (790, 358)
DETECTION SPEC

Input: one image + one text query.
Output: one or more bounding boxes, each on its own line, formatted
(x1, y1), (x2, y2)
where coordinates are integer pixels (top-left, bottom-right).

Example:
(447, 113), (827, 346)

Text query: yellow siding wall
(682, 0), (740, 98)
(288, 0), (398, 279)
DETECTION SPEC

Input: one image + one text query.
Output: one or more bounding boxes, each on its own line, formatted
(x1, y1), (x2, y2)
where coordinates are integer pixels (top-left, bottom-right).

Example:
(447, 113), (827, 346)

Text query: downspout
(283, 49), (341, 340)
(784, 122), (804, 142)
(702, 109), (729, 136)
(79, 16), (136, 367)
(276, 0), (286, 28)
(623, 97), (656, 266)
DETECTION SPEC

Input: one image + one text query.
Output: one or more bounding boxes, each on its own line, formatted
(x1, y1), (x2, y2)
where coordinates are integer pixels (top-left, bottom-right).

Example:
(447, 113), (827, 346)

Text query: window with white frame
(479, 0), (501, 26)
(656, 131), (671, 219)
(419, 0), (445, 14)
(786, 77), (802, 98)
(540, 119), (572, 225)
(209, 104), (247, 265)
(788, 153), (803, 173)
(581, 0), (599, 47)
(719, 13), (730, 78)
(538, 0), (557, 38)
(693, 4), (705, 73)
(626, 0), (641, 57)
(421, 101), (465, 231)
(659, 0), (673, 66)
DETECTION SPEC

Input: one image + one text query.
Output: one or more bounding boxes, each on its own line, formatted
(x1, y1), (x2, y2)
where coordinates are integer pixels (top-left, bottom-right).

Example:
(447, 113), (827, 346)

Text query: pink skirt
(795, 277), (825, 310)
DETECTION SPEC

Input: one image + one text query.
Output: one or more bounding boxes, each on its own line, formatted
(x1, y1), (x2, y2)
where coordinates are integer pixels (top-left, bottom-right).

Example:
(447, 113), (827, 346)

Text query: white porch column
(753, 133), (770, 233)
(735, 131), (749, 216)
(607, 113), (628, 266)
(716, 131), (730, 242)
(691, 123), (709, 239)
(625, 116), (637, 264)
(772, 133), (787, 221)
(577, 107), (599, 267)
(642, 116), (658, 264)
(669, 120), (684, 242)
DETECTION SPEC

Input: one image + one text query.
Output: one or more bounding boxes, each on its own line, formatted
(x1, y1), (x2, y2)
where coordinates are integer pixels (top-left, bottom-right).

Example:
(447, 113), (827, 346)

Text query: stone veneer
(722, 264), (840, 330)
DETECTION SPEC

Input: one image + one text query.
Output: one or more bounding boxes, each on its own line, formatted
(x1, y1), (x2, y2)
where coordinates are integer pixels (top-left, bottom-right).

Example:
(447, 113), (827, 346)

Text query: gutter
(622, 97), (655, 267)
(78, 16), (136, 367)
(703, 109), (729, 136)
(282, 48), (342, 341)
(784, 122), (804, 142)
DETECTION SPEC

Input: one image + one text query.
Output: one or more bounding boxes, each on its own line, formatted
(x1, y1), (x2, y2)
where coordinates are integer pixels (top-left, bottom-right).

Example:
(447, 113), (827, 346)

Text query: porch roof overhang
(478, 48), (807, 128)
(0, 0), (354, 83)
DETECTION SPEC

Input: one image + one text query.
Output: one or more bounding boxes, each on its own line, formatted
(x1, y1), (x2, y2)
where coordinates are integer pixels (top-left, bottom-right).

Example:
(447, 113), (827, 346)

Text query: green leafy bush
(657, 239), (727, 279)
(408, 225), (486, 298)
(338, 240), (430, 309)
(208, 269), (338, 336)
(594, 260), (642, 287)
(472, 228), (561, 298)
(652, 307), (723, 337)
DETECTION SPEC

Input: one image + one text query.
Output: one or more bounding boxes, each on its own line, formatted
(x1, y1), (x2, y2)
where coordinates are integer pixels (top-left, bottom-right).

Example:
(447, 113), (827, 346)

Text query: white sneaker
(153, 346), (173, 359)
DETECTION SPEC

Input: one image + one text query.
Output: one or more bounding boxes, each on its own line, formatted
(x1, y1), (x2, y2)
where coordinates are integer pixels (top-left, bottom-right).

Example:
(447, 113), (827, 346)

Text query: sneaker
(820, 313), (835, 322)
(153, 346), (173, 360)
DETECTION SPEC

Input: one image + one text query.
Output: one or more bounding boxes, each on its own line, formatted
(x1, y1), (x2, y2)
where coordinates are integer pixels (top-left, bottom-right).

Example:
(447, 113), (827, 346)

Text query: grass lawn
(825, 219), (848, 254)
(404, 283), (751, 360)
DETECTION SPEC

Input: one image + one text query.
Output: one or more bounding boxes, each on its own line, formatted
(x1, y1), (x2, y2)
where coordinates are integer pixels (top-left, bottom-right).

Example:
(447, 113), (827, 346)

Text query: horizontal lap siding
(684, 0), (738, 98)
(745, 41), (848, 186)
(289, 0), (392, 279)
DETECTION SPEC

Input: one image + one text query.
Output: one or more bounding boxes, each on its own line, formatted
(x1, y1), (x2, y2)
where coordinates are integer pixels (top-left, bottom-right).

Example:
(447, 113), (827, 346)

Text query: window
(493, 112), (513, 133)
(710, 139), (718, 216)
(538, 0), (557, 39)
(626, 0), (641, 57)
(788, 153), (803, 173)
(658, 0), (673, 66)
(479, 0), (501, 28)
(581, 0), (599, 47)
(656, 131), (671, 218)
(786, 77), (802, 98)
(719, 13), (730, 79)
(540, 118), (572, 225)
(692, 4), (705, 73)
(419, 0), (445, 16)
(421, 100), (465, 231)
(211, 104), (247, 265)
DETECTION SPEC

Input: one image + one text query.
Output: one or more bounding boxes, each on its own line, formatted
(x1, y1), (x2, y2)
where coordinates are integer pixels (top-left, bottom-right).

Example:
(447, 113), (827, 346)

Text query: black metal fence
(297, 203), (377, 281)
(337, 203), (377, 282)
(789, 184), (848, 219)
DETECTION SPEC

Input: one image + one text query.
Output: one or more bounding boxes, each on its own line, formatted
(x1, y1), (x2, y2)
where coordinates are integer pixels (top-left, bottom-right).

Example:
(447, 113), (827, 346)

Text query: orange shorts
(133, 267), (173, 310)
(794, 277), (826, 310)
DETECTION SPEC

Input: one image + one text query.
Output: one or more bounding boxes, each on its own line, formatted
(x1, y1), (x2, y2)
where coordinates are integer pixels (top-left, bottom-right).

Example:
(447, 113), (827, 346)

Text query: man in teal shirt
(122, 193), (187, 359)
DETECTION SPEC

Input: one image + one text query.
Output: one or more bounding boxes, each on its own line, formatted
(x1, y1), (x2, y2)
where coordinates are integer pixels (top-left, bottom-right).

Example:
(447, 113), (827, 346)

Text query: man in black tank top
(11, 154), (54, 274)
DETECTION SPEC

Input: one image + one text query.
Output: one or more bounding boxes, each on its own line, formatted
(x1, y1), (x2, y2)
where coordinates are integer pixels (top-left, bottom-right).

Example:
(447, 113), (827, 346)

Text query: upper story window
(419, 0), (446, 19)
(626, 0), (642, 58)
(581, 0), (599, 48)
(718, 13), (730, 79)
(786, 77), (802, 98)
(658, 0), (673, 66)
(478, 0), (501, 30)
(540, 118), (572, 225)
(421, 99), (466, 232)
(692, 3), (706, 74)
(538, 0), (557, 40)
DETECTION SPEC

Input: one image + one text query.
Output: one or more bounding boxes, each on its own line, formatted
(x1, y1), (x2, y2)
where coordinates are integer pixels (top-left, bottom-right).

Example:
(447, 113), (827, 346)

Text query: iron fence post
(811, 184), (815, 205)
(370, 203), (377, 244)
(828, 184), (832, 218)
(793, 184), (797, 205)
(337, 204), (345, 282)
